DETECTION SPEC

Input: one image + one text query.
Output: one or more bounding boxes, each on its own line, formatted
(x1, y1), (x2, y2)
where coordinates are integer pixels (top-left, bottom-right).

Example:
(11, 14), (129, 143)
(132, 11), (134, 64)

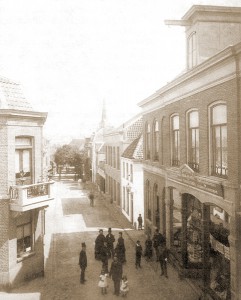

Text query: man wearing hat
(79, 242), (87, 284)
(135, 240), (143, 268)
(106, 228), (115, 259)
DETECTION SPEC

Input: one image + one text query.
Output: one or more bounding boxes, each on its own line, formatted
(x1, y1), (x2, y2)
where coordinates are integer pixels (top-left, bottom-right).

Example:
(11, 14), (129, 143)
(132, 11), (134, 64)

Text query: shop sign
(210, 234), (230, 260)
(168, 164), (224, 197)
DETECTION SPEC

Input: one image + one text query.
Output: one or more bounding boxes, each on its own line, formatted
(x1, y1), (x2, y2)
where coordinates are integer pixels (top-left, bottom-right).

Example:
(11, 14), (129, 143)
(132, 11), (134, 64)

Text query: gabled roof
(0, 76), (32, 111)
(122, 135), (143, 160)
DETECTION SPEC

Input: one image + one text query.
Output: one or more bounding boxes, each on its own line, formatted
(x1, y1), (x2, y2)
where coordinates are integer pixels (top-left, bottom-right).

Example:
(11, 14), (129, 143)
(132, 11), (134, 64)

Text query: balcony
(9, 181), (55, 212)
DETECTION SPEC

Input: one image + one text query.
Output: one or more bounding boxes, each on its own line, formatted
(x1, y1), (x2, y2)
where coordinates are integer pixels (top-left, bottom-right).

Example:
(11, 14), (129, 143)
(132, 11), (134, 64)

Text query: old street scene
(1, 1), (241, 300)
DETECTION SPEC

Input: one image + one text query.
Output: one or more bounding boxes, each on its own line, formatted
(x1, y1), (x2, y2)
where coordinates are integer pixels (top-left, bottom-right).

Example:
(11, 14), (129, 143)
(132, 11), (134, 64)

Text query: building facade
(139, 5), (241, 300)
(0, 76), (54, 288)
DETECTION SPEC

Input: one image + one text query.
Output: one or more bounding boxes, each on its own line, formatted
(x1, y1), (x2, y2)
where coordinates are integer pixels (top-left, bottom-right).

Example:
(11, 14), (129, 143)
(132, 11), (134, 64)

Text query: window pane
(173, 116), (179, 130)
(213, 105), (227, 125)
(189, 111), (199, 128)
(23, 150), (30, 172)
(24, 223), (31, 237)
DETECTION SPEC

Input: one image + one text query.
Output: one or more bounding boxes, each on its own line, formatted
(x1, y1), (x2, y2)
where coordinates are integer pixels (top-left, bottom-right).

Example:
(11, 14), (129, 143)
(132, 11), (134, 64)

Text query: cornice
(0, 109), (48, 121)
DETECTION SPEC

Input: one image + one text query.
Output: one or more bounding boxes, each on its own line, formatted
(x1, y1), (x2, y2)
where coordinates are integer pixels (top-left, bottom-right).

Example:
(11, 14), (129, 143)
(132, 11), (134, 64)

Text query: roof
(122, 135), (143, 160)
(0, 76), (32, 110)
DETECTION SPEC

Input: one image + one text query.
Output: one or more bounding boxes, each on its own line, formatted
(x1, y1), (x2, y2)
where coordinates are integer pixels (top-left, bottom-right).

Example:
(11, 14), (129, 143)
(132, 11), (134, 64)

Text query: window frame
(171, 114), (180, 166)
(187, 110), (199, 172)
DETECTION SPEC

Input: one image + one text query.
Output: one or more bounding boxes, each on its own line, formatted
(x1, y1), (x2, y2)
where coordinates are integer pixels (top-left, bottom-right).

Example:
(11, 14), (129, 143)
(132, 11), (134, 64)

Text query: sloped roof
(122, 135), (143, 160)
(0, 76), (32, 110)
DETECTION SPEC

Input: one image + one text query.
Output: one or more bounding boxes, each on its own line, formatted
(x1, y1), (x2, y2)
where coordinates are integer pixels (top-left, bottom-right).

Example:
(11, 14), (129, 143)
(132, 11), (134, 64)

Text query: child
(135, 240), (143, 268)
(98, 269), (108, 295)
(120, 275), (129, 297)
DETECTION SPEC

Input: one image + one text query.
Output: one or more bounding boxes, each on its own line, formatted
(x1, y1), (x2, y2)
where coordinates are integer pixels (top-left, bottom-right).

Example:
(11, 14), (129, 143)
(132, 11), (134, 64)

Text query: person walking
(98, 269), (109, 295)
(100, 241), (109, 274)
(115, 232), (126, 264)
(144, 235), (153, 261)
(120, 275), (129, 297)
(137, 214), (143, 230)
(135, 240), (143, 268)
(79, 242), (87, 284)
(152, 229), (166, 262)
(95, 229), (106, 260)
(159, 245), (168, 278)
(106, 228), (115, 259)
(109, 256), (123, 296)
(89, 192), (94, 207)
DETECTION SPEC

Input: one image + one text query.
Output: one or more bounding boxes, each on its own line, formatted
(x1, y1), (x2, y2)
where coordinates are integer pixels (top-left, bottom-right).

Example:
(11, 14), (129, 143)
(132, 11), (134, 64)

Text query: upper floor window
(145, 123), (151, 159)
(130, 164), (133, 182)
(171, 115), (180, 166)
(188, 32), (197, 69)
(117, 147), (120, 170)
(146, 180), (151, 220)
(211, 104), (227, 177)
(153, 120), (159, 161)
(188, 111), (199, 171)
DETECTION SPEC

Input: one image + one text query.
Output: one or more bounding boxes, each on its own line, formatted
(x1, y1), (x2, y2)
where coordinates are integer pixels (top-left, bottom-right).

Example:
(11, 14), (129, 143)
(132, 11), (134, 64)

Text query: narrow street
(5, 178), (200, 300)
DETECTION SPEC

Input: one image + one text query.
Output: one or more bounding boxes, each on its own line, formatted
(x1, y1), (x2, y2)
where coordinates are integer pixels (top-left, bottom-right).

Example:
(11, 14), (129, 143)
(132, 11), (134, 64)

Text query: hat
(108, 228), (112, 232)
(81, 242), (86, 247)
(137, 240), (140, 243)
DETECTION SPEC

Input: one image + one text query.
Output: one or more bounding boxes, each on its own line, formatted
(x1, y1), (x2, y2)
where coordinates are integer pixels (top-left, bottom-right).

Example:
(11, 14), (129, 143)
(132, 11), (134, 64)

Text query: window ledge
(17, 251), (36, 263)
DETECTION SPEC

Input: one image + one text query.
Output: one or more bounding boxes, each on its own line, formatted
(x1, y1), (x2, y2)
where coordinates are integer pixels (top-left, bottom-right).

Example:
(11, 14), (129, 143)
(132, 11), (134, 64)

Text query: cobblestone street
(3, 178), (200, 300)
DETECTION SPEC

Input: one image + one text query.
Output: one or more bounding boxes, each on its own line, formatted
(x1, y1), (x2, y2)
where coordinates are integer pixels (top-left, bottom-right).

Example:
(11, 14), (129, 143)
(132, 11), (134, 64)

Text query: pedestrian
(155, 209), (160, 230)
(89, 192), (94, 207)
(106, 227), (115, 259)
(135, 240), (143, 268)
(115, 232), (126, 264)
(79, 242), (87, 284)
(109, 255), (123, 296)
(137, 214), (143, 230)
(100, 241), (109, 273)
(98, 269), (109, 295)
(120, 275), (129, 297)
(144, 235), (153, 260)
(95, 229), (106, 260)
(152, 229), (166, 262)
(159, 245), (168, 278)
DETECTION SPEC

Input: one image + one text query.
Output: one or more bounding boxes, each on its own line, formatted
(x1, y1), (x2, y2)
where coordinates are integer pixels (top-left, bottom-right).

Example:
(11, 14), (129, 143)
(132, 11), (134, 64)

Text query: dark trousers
(135, 255), (141, 267)
(80, 267), (86, 282)
(113, 279), (121, 295)
(107, 246), (114, 258)
(160, 260), (167, 276)
(154, 247), (159, 261)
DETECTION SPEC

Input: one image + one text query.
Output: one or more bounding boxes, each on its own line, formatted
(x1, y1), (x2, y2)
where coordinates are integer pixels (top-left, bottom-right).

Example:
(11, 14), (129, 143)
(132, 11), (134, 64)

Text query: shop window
(188, 110), (199, 171)
(211, 104), (227, 178)
(15, 137), (33, 185)
(171, 115), (180, 166)
(17, 222), (32, 258)
(153, 120), (159, 161)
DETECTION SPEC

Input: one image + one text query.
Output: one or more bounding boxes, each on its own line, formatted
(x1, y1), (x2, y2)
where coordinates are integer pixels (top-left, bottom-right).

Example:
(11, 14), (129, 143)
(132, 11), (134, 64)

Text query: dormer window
(188, 32), (197, 69)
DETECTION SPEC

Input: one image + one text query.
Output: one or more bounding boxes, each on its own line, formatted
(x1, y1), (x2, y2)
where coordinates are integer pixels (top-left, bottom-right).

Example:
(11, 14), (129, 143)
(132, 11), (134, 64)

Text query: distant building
(0, 76), (54, 288)
(139, 5), (241, 299)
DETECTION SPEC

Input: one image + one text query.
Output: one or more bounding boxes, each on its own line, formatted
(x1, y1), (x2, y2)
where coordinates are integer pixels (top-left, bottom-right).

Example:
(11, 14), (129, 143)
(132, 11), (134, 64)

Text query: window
(153, 120), (159, 161)
(113, 147), (116, 168)
(123, 162), (125, 178)
(130, 164), (133, 182)
(15, 137), (33, 185)
(188, 111), (199, 171)
(188, 32), (197, 69)
(126, 163), (129, 179)
(17, 222), (32, 258)
(146, 180), (151, 220)
(171, 115), (180, 166)
(146, 123), (151, 159)
(211, 104), (227, 177)
(117, 147), (120, 169)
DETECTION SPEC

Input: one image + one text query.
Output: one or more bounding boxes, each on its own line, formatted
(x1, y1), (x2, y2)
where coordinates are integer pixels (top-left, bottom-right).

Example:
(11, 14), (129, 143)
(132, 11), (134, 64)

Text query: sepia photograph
(0, 0), (241, 299)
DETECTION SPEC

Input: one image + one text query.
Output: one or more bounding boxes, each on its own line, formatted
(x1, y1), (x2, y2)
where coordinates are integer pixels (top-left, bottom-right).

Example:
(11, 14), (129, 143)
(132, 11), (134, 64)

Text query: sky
(0, 0), (240, 144)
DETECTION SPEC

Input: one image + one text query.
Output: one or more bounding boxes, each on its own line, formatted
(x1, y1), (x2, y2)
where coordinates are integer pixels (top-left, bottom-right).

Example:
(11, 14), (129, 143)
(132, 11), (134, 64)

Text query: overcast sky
(0, 0), (240, 143)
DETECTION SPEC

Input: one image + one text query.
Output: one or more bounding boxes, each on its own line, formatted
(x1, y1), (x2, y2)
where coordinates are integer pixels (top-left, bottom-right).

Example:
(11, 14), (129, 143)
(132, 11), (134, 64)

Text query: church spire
(99, 99), (107, 129)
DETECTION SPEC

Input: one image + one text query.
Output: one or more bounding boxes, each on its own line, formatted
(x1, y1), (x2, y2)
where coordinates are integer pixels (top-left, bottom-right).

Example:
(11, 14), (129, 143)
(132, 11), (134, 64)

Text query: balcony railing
(9, 181), (55, 212)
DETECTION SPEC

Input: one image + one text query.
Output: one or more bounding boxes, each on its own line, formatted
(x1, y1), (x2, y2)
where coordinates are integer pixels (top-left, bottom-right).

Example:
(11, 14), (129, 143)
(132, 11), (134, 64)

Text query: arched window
(188, 32), (197, 69)
(145, 123), (151, 159)
(211, 104), (227, 177)
(188, 110), (199, 171)
(171, 115), (180, 166)
(153, 120), (159, 161)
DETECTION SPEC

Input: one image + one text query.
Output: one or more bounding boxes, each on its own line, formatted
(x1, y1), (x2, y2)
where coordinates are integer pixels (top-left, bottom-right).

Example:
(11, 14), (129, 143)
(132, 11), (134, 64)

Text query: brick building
(0, 76), (54, 288)
(138, 5), (241, 300)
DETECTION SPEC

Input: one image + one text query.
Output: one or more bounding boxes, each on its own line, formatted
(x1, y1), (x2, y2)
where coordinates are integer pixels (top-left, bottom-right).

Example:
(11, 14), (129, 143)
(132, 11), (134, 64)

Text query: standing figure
(106, 228), (115, 259)
(159, 245), (168, 278)
(135, 240), (143, 268)
(89, 192), (94, 207)
(109, 256), (123, 296)
(144, 235), (153, 260)
(98, 269), (109, 295)
(115, 232), (126, 264)
(155, 209), (160, 230)
(120, 275), (129, 297)
(137, 214), (143, 230)
(95, 229), (106, 260)
(152, 229), (166, 262)
(79, 242), (87, 284)
(100, 241), (109, 273)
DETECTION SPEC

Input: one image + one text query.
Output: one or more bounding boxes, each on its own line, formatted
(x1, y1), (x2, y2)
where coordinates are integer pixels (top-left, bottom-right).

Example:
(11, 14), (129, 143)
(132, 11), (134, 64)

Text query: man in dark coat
(95, 229), (106, 260)
(109, 256), (123, 296)
(135, 240), (143, 268)
(106, 227), (115, 259)
(159, 245), (168, 278)
(79, 242), (87, 284)
(115, 232), (126, 263)
(137, 214), (143, 230)
(100, 241), (109, 273)
(152, 229), (166, 261)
